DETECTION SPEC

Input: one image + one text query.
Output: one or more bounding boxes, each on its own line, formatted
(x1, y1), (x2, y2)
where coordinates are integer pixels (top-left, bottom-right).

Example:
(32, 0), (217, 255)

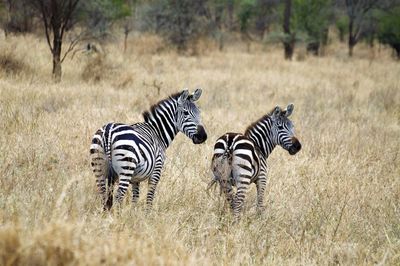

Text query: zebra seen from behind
(209, 104), (301, 218)
(90, 89), (207, 210)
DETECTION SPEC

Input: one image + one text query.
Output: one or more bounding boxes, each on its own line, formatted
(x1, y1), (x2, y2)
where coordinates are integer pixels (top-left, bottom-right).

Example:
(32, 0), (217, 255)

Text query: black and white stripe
(90, 89), (207, 210)
(209, 104), (301, 218)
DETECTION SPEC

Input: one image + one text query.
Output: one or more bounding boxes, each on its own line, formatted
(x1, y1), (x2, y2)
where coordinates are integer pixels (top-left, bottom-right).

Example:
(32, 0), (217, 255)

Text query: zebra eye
(277, 125), (284, 130)
(183, 110), (190, 116)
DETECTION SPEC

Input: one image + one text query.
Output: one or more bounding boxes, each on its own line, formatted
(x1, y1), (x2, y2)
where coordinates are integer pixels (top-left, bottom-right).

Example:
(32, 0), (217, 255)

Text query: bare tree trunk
(52, 53), (62, 82)
(227, 0), (234, 31)
(4, 0), (12, 38)
(348, 19), (356, 57)
(124, 30), (129, 53)
(283, 0), (294, 60)
(284, 37), (295, 60)
(214, 4), (224, 51)
(218, 34), (224, 51)
(393, 44), (400, 60)
(51, 19), (62, 82)
(339, 30), (345, 42)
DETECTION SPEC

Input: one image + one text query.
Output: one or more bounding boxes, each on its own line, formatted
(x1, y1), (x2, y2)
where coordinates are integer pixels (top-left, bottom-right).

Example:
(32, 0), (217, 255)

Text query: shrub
(0, 51), (30, 76)
(377, 7), (400, 59)
(81, 54), (113, 83)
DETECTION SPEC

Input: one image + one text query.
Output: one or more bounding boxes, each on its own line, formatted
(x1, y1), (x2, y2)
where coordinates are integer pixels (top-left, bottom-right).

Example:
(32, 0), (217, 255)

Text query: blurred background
(1, 0), (399, 82)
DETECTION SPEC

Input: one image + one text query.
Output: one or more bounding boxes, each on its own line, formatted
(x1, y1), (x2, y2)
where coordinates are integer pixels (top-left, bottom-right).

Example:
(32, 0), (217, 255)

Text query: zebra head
(271, 104), (301, 155)
(176, 89), (207, 144)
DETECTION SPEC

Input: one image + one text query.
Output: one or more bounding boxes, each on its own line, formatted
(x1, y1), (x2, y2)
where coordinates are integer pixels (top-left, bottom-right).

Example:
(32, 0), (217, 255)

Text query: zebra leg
(96, 173), (107, 206)
(232, 175), (251, 218)
(146, 162), (163, 208)
(256, 162), (268, 213)
(220, 178), (234, 210)
(113, 154), (137, 205)
(90, 139), (108, 208)
(131, 181), (140, 204)
(115, 173), (134, 204)
(256, 175), (267, 212)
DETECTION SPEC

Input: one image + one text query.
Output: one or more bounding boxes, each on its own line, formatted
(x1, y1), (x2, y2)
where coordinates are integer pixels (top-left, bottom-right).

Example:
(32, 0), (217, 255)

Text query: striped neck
(142, 96), (179, 149)
(244, 115), (276, 158)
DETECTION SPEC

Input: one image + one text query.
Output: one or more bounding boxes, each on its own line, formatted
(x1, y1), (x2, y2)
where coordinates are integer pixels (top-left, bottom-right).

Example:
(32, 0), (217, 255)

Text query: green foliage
(140, 0), (209, 52)
(336, 15), (348, 41)
(111, 0), (132, 19)
(377, 7), (400, 57)
(293, 0), (332, 43)
(237, 0), (256, 32)
(265, 30), (306, 44)
(81, 0), (132, 36)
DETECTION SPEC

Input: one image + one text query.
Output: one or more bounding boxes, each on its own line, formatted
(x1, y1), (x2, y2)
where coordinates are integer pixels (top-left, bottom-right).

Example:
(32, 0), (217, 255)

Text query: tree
(377, 7), (400, 59)
(254, 0), (279, 38)
(237, 0), (256, 51)
(343, 0), (382, 56)
(1, 0), (35, 36)
(335, 15), (348, 42)
(226, 0), (234, 30)
(31, 0), (80, 82)
(143, 0), (209, 52)
(238, 0), (255, 34)
(204, 0), (228, 51)
(294, 0), (333, 55)
(122, 0), (137, 52)
(283, 0), (295, 60)
(81, 0), (132, 44)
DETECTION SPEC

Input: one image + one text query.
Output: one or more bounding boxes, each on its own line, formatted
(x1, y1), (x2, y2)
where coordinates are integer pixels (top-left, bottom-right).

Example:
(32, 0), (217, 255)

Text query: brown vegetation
(0, 34), (399, 265)
(0, 47), (31, 77)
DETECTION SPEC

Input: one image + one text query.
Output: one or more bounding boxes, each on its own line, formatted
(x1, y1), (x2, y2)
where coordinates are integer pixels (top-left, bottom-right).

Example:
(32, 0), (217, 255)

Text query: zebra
(208, 104), (301, 218)
(90, 89), (207, 210)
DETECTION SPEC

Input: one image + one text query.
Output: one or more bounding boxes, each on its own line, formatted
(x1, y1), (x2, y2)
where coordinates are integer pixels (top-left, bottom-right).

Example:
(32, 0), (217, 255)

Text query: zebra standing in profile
(209, 104), (301, 218)
(90, 89), (207, 210)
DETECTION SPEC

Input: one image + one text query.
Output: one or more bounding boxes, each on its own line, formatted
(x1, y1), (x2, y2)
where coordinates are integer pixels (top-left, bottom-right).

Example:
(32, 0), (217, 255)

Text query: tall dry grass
(0, 34), (399, 265)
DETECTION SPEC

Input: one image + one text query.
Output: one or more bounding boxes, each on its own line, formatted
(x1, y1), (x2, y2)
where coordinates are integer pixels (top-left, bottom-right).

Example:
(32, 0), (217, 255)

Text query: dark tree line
(1, 0), (399, 80)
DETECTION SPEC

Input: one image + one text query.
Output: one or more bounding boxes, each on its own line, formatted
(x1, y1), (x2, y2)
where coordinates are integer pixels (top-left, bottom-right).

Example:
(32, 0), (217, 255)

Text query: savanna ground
(0, 33), (399, 265)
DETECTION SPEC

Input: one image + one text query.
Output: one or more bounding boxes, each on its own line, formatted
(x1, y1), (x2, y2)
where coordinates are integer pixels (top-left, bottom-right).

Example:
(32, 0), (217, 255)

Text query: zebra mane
(244, 107), (276, 136)
(142, 92), (181, 122)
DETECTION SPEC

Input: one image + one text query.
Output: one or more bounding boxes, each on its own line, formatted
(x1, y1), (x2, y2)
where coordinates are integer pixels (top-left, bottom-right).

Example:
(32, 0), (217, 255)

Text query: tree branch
(61, 31), (88, 63)
(60, 0), (80, 52)
(37, 0), (53, 53)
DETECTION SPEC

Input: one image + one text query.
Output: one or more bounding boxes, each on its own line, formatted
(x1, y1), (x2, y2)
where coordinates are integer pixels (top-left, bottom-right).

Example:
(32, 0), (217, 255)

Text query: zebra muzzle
(288, 137), (301, 155)
(192, 125), (207, 144)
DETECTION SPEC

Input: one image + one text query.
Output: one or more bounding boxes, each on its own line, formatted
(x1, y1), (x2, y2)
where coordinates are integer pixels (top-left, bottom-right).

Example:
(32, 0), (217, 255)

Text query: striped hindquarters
(211, 133), (262, 217)
(213, 133), (260, 182)
(90, 122), (160, 209)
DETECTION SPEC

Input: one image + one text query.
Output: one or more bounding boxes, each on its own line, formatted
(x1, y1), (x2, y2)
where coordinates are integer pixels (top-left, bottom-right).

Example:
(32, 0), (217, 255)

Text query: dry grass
(0, 33), (399, 265)
(0, 44), (32, 78)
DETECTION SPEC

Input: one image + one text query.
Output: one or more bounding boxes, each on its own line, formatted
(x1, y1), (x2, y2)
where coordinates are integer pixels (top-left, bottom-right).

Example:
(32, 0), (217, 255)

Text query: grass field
(0, 34), (399, 265)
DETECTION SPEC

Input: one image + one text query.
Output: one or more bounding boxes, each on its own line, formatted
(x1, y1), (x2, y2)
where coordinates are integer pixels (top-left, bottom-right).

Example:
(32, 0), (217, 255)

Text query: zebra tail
(208, 152), (232, 196)
(206, 179), (218, 193)
(106, 159), (117, 188)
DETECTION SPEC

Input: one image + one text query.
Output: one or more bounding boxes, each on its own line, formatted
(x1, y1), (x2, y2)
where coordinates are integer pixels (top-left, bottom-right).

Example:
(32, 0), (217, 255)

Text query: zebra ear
(272, 106), (281, 118)
(178, 89), (190, 104)
(285, 103), (294, 117)
(190, 88), (202, 102)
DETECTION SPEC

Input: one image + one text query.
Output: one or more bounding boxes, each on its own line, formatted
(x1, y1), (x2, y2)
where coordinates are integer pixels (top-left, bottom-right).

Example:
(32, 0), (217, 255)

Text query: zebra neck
(245, 118), (276, 158)
(143, 99), (179, 149)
